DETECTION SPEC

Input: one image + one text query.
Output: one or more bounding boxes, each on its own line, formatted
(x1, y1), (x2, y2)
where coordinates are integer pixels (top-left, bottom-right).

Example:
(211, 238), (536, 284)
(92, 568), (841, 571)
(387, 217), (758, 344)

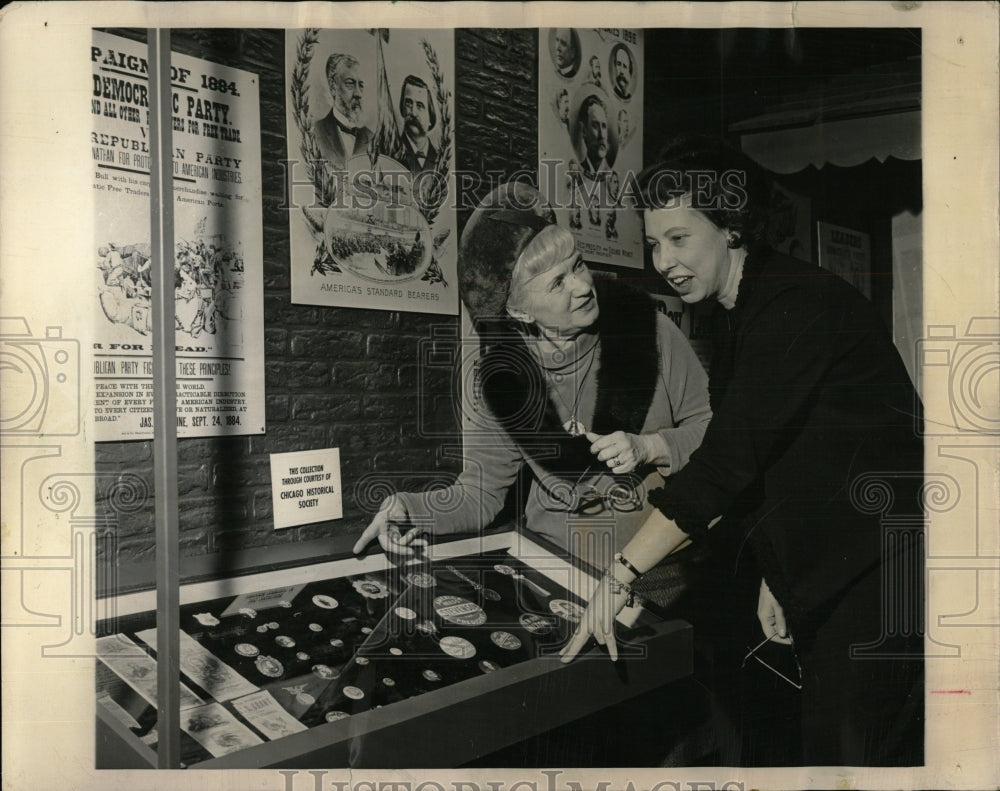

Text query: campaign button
(433, 595), (487, 626)
(255, 655), (283, 678)
(312, 664), (338, 680)
(519, 613), (555, 634)
(490, 631), (522, 650)
(439, 636), (476, 659)
(549, 599), (584, 623)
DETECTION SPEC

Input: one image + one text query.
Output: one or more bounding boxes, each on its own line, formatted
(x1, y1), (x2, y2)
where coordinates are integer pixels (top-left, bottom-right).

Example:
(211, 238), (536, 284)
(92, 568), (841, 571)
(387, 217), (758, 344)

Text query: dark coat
(649, 248), (924, 636)
(312, 111), (372, 168)
(398, 135), (439, 176)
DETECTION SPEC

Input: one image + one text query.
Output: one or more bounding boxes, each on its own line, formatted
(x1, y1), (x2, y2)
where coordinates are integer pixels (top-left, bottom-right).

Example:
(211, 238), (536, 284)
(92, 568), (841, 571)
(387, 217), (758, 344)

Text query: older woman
(353, 182), (711, 597)
(561, 139), (924, 767)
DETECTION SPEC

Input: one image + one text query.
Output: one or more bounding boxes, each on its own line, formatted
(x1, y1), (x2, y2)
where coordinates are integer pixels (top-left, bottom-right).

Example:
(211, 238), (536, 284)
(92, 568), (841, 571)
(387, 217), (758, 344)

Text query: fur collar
(478, 278), (660, 481)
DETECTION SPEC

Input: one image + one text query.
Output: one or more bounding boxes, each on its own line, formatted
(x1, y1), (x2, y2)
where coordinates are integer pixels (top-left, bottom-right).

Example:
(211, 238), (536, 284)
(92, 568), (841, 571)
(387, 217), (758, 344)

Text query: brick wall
(96, 28), (539, 575)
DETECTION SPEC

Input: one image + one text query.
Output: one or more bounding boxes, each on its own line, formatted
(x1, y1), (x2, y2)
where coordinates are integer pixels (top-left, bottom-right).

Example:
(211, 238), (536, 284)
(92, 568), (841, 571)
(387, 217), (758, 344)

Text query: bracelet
(603, 566), (636, 607)
(615, 552), (642, 579)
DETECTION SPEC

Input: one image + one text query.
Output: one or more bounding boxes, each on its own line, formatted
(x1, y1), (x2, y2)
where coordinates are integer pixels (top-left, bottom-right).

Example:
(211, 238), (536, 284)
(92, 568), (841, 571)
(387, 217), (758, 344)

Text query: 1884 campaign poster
(91, 30), (264, 440)
(285, 28), (459, 315)
(539, 28), (644, 268)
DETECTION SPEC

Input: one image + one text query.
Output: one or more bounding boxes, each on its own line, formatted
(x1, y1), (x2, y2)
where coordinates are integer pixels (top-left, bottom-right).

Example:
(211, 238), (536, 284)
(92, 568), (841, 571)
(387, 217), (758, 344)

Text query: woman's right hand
(757, 577), (793, 644)
(586, 431), (649, 474)
(352, 495), (428, 556)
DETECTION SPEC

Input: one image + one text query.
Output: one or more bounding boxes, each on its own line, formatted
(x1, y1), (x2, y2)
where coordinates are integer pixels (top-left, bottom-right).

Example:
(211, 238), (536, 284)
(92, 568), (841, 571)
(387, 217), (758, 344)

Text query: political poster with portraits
(539, 28), (644, 268)
(91, 31), (265, 441)
(285, 29), (458, 315)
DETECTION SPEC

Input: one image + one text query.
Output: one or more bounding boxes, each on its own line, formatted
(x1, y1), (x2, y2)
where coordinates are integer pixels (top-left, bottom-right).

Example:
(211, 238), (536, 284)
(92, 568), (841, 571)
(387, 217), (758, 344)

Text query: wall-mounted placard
(269, 448), (343, 529)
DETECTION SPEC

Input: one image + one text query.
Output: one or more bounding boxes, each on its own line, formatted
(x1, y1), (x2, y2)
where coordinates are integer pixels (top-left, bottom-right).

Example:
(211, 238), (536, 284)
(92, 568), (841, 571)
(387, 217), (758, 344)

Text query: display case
(96, 530), (692, 768)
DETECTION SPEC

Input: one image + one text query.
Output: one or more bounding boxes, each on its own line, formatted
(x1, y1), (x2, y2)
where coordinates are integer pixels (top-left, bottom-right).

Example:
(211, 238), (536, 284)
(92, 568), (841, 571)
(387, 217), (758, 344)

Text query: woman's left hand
(559, 574), (631, 663)
(587, 431), (648, 474)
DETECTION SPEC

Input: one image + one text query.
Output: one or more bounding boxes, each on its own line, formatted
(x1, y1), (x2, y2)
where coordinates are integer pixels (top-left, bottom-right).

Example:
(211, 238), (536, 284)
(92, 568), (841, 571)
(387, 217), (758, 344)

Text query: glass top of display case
(97, 532), (649, 767)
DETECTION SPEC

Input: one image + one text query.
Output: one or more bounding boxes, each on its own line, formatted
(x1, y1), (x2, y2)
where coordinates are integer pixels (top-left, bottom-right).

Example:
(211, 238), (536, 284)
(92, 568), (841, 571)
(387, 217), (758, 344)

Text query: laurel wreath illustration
(291, 29), (452, 285)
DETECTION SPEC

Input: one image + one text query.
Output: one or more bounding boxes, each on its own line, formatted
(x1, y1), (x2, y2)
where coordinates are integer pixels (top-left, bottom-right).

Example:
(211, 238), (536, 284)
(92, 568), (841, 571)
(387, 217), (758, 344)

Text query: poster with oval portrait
(285, 28), (458, 315)
(539, 28), (643, 269)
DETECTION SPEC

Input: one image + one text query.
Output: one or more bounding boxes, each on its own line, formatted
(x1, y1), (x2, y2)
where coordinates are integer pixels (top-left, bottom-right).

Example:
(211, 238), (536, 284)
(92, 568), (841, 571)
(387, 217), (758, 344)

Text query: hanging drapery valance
(731, 58), (921, 173)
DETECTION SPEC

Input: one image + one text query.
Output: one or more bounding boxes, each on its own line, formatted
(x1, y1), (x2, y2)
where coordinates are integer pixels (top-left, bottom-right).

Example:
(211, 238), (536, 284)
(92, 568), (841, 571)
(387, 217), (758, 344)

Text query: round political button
(275, 635), (296, 648)
(478, 659), (500, 674)
(235, 643), (259, 658)
(353, 579), (390, 599)
(388, 647), (403, 656)
(355, 656), (370, 666)
(395, 607), (417, 620)
(490, 631), (522, 651)
(325, 710), (350, 722)
(405, 572), (436, 589)
(312, 595), (339, 610)
(296, 692), (315, 705)
(239, 607), (258, 619)
(279, 600), (293, 609)
(329, 638), (345, 648)
(433, 595), (487, 626)
(519, 613), (555, 634)
(267, 621), (279, 630)
(256, 625), (269, 634)
(193, 612), (220, 627)
(549, 599), (584, 623)
(255, 655), (283, 678)
(343, 685), (365, 700)
(296, 651), (310, 661)
(439, 636), (476, 659)
(308, 623), (323, 632)
(312, 664), (338, 680)
(361, 626), (373, 634)
(382, 677), (395, 687)
(483, 588), (501, 602)
(422, 669), (442, 682)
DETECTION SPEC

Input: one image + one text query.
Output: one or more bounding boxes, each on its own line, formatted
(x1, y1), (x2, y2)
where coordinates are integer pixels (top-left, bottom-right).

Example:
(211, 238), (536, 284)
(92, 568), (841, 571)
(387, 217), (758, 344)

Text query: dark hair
(577, 93), (607, 129)
(611, 43), (633, 74)
(636, 135), (772, 247)
(398, 74), (436, 131)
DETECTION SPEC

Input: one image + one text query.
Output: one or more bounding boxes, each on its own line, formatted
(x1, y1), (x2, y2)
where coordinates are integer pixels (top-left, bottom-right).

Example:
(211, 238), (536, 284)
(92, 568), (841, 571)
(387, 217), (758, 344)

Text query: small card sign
(269, 448), (343, 529)
(220, 584), (307, 617)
